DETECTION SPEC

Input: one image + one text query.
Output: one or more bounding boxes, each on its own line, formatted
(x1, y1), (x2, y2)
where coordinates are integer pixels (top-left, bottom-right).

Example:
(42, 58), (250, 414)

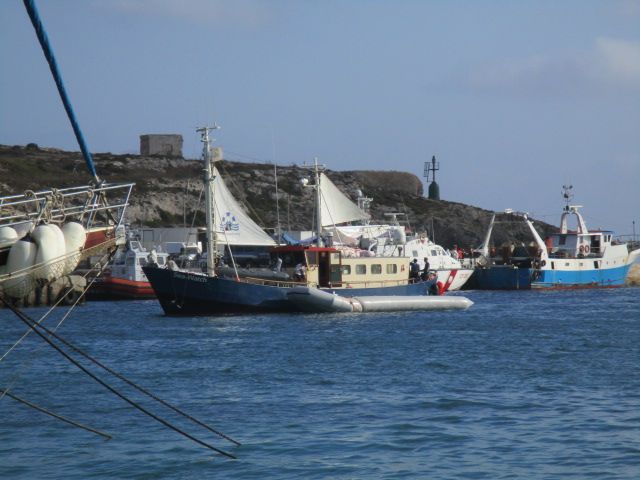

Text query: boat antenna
(22, 0), (100, 183)
(197, 124), (220, 276)
(562, 184), (574, 210)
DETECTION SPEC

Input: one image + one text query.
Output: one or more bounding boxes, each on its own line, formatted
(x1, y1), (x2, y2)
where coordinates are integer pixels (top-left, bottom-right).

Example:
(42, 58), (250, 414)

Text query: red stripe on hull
(89, 276), (156, 300)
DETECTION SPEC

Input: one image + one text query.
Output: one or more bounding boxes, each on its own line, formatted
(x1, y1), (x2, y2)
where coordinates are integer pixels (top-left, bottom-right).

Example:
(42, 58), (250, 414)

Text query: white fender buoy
(62, 222), (86, 274)
(32, 224), (65, 282)
(286, 286), (473, 313)
(13, 221), (34, 240)
(0, 226), (19, 249)
(3, 239), (38, 298)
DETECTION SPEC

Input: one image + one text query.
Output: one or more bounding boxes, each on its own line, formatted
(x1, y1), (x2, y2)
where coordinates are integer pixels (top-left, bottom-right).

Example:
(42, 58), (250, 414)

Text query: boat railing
(548, 249), (603, 259)
(236, 276), (313, 288)
(0, 183), (134, 230)
(235, 275), (418, 289)
(337, 279), (417, 288)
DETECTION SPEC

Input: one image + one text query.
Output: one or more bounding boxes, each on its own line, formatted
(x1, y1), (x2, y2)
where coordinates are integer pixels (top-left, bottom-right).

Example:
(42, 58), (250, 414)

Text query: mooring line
(20, 309), (240, 446)
(1, 388), (112, 440)
(0, 249), (115, 403)
(1, 299), (236, 459)
(0, 246), (113, 364)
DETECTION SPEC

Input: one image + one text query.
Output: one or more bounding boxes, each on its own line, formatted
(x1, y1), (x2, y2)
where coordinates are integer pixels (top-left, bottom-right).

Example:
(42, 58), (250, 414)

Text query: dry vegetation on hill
(0, 144), (557, 249)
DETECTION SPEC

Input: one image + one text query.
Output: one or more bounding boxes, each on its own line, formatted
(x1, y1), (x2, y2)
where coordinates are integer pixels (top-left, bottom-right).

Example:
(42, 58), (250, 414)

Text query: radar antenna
(562, 184), (574, 209)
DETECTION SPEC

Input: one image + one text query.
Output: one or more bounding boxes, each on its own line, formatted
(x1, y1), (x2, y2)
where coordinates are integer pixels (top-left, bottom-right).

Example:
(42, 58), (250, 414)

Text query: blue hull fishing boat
(144, 127), (437, 315)
(471, 265), (534, 290)
(530, 190), (639, 288)
(144, 267), (435, 315)
(471, 187), (640, 290)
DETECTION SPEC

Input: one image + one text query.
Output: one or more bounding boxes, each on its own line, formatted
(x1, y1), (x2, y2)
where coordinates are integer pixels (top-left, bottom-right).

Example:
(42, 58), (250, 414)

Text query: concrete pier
(0, 275), (86, 308)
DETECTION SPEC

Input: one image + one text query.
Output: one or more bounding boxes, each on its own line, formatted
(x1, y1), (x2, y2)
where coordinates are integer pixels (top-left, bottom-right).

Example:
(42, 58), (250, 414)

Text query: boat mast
(197, 125), (220, 276)
(314, 157), (323, 247)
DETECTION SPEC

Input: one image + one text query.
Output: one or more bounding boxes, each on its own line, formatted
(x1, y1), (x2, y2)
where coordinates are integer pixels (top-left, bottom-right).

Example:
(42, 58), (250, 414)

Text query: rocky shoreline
(1, 143), (557, 250)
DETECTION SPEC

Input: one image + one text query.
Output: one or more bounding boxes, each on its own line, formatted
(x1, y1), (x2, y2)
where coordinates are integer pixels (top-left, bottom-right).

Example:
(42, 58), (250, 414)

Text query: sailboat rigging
(143, 127), (441, 315)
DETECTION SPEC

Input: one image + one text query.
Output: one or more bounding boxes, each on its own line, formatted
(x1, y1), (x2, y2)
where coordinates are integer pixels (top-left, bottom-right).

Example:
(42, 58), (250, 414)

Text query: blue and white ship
(528, 187), (640, 289)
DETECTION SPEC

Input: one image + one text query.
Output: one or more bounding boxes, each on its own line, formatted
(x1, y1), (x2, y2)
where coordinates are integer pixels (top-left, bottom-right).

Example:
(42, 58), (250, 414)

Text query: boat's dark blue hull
(143, 266), (435, 316)
(469, 266), (533, 290)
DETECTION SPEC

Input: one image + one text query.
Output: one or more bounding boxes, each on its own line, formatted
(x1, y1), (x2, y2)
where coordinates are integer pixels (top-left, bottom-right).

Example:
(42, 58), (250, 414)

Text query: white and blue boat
(529, 192), (640, 289)
(470, 187), (639, 290)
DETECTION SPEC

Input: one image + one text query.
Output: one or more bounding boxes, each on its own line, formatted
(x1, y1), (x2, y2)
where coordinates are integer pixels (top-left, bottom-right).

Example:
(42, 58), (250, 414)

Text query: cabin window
(126, 257), (135, 266)
(356, 264), (366, 275)
(594, 261), (599, 269)
(305, 251), (318, 265)
(157, 257), (165, 265)
(371, 264), (382, 274)
(138, 258), (148, 266)
(565, 262), (570, 267)
(559, 235), (566, 245)
(342, 265), (351, 275)
(386, 264), (398, 274)
(431, 249), (438, 256)
(551, 262), (555, 270)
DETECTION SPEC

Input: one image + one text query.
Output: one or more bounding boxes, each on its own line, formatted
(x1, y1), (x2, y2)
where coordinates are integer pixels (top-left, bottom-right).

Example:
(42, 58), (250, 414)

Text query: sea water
(1, 288), (638, 479)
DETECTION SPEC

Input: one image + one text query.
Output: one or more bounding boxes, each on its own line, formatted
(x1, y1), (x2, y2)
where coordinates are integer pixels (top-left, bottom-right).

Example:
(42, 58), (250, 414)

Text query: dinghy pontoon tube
(287, 286), (473, 313)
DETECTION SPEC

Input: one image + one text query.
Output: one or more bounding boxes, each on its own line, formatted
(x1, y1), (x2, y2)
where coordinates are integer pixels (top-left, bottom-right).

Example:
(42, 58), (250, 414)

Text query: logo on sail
(220, 211), (240, 232)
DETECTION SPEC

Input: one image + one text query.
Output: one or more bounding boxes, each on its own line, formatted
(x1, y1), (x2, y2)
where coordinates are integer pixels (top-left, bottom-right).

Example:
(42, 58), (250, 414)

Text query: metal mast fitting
(424, 155), (440, 200)
(301, 157), (326, 247)
(197, 124), (220, 276)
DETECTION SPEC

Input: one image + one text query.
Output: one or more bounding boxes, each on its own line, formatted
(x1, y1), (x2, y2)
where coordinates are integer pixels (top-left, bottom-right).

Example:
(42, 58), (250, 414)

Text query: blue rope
(23, 0), (100, 181)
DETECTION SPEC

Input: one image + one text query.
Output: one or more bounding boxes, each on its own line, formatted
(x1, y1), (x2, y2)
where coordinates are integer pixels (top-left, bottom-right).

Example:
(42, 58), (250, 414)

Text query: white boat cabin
(271, 245), (417, 289)
(110, 241), (169, 282)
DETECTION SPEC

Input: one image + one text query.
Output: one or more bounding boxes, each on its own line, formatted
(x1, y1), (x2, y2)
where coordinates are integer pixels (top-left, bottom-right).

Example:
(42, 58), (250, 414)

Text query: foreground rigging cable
(0, 298), (238, 459)
(1, 388), (112, 440)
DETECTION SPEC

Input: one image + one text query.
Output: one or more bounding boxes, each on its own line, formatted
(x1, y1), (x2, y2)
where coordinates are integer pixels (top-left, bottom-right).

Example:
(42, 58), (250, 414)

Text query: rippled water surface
(1, 288), (639, 479)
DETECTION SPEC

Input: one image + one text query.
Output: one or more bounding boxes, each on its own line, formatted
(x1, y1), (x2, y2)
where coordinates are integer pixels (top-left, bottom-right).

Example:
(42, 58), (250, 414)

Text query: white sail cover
(319, 173), (370, 227)
(212, 167), (276, 246)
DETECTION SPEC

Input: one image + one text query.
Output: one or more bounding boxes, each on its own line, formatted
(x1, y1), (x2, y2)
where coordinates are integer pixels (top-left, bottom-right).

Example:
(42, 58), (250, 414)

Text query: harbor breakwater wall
(0, 274), (86, 308)
(0, 144), (557, 250)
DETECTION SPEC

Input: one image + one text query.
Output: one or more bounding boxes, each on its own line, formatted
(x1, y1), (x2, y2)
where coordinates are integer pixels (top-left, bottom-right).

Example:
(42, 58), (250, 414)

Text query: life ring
(436, 281), (444, 296)
(584, 245), (590, 254)
(540, 259), (546, 267)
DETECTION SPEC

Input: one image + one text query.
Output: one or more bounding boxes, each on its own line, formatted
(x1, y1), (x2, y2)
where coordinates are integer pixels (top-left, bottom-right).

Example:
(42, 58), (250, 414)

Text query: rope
(1, 301), (237, 459)
(0, 248), (115, 401)
(11, 311), (240, 446)
(1, 388), (112, 440)
(0, 244), (114, 364)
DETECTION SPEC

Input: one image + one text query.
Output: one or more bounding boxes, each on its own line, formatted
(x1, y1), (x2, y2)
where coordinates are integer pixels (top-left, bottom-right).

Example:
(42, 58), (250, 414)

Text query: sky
(1, 0), (639, 236)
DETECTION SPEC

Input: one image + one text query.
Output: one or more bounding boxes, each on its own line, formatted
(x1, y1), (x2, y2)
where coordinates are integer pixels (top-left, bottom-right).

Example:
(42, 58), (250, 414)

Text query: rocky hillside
(0, 144), (557, 249)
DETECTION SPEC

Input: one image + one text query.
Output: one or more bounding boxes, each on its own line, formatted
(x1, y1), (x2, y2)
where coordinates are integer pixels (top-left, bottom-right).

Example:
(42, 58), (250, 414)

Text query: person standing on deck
(410, 258), (421, 281)
(421, 257), (430, 280)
